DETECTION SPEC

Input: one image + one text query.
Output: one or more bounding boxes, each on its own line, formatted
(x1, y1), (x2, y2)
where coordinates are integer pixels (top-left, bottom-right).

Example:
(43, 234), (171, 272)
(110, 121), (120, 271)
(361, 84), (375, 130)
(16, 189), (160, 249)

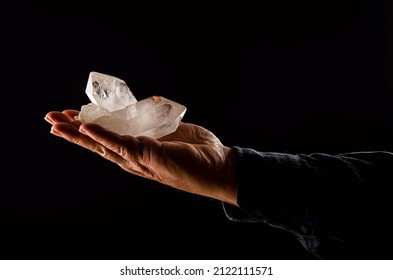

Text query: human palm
(45, 110), (237, 205)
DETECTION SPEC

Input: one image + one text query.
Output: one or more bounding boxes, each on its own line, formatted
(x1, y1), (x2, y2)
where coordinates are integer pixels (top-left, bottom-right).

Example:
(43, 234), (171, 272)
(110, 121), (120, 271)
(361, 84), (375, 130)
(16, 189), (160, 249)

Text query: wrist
(218, 146), (238, 206)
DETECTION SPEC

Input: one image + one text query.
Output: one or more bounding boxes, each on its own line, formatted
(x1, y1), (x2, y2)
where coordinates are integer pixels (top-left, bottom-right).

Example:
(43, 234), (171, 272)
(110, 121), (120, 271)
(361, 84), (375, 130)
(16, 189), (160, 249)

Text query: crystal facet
(85, 71), (137, 112)
(77, 72), (187, 139)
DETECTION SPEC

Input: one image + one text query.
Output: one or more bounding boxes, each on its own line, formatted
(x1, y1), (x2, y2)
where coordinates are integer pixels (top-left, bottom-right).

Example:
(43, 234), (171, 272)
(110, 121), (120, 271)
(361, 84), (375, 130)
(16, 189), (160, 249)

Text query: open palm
(45, 110), (237, 205)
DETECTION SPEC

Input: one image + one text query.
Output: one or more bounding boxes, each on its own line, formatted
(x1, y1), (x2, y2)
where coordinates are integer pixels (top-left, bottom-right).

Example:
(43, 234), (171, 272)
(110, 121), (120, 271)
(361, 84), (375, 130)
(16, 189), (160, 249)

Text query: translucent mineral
(85, 71), (137, 112)
(76, 72), (187, 139)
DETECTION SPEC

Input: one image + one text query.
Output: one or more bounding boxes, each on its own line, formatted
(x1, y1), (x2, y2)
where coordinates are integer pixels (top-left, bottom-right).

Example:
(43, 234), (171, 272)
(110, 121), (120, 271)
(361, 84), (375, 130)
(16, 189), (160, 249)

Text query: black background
(1, 1), (392, 259)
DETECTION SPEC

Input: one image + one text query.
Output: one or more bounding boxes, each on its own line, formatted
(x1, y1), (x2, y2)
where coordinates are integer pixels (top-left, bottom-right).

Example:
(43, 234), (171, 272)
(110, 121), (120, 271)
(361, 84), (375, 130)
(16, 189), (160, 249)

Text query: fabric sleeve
(223, 146), (393, 258)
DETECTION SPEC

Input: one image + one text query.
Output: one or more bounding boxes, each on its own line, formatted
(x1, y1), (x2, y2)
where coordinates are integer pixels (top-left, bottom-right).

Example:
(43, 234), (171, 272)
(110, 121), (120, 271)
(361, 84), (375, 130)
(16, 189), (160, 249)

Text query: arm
(224, 147), (393, 257)
(44, 110), (393, 258)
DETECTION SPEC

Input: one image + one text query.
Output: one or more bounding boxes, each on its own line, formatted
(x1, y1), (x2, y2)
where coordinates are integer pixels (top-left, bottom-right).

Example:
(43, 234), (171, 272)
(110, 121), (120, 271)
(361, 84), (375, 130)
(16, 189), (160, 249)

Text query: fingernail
(79, 125), (87, 134)
(50, 127), (62, 136)
(44, 115), (53, 123)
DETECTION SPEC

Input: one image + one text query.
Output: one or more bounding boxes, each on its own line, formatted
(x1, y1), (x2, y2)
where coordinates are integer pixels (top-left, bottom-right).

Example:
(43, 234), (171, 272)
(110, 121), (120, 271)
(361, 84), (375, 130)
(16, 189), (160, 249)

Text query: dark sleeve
(223, 146), (393, 258)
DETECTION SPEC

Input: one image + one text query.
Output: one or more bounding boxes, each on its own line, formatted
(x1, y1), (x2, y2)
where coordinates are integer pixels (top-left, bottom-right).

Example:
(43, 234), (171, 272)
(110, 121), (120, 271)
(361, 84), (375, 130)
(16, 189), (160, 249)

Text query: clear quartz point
(85, 71), (137, 112)
(77, 72), (187, 139)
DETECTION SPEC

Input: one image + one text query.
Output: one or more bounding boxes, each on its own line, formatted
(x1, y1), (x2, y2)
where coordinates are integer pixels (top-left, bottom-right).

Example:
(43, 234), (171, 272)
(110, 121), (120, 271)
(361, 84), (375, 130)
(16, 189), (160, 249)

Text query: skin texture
(44, 110), (238, 206)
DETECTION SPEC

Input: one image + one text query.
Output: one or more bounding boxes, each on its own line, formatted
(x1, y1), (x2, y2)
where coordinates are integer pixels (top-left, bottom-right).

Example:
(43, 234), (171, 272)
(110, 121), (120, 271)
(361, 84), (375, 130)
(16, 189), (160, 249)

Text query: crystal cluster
(76, 71), (187, 139)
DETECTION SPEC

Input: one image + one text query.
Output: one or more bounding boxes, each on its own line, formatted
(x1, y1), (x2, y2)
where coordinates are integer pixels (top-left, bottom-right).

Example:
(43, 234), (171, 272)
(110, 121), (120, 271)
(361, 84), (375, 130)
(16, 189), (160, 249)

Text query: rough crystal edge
(85, 71), (137, 112)
(76, 96), (187, 139)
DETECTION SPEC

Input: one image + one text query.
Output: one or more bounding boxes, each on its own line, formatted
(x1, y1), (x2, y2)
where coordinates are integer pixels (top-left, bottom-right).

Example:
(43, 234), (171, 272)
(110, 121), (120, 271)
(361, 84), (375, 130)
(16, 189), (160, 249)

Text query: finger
(78, 123), (140, 159)
(51, 122), (126, 165)
(45, 111), (82, 128)
(80, 124), (168, 180)
(45, 111), (74, 125)
(56, 122), (164, 181)
(44, 111), (60, 125)
(50, 122), (79, 137)
(62, 109), (80, 120)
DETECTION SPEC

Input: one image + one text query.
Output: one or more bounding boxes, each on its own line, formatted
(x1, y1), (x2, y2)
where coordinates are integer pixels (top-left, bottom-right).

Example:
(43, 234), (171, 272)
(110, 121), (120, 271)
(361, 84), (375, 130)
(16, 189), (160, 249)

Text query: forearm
(225, 147), (393, 253)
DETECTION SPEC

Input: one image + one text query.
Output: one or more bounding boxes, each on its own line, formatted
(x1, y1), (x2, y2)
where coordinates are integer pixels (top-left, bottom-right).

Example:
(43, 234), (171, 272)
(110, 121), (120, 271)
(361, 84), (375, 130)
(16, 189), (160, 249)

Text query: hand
(44, 110), (238, 206)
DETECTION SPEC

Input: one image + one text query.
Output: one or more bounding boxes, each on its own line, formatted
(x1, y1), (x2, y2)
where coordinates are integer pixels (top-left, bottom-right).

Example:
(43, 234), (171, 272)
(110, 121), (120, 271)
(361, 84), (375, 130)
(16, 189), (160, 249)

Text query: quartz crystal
(86, 71), (137, 112)
(76, 72), (187, 139)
